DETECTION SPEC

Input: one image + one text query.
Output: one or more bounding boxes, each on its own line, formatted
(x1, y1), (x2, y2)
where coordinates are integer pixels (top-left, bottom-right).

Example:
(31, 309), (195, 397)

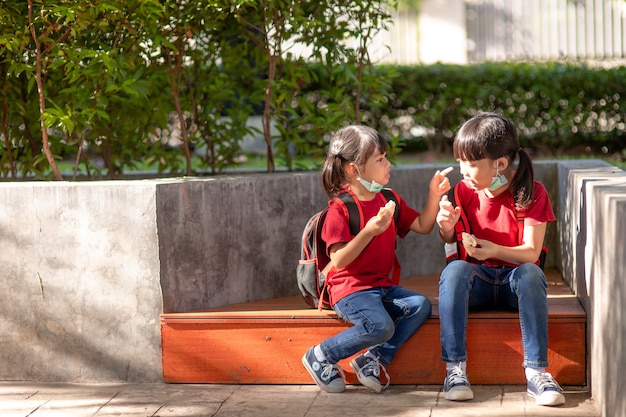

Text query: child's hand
(464, 236), (494, 261)
(462, 232), (478, 247)
(364, 205), (394, 236)
(430, 167), (453, 197)
(436, 195), (461, 234)
(377, 200), (396, 219)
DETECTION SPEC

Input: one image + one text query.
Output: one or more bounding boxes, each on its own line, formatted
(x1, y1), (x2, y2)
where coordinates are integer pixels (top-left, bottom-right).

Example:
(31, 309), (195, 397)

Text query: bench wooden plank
(161, 270), (584, 322)
(161, 268), (586, 385)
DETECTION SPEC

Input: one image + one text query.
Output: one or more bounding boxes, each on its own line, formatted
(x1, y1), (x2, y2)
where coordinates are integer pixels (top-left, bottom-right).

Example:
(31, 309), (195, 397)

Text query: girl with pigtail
(302, 124), (452, 393)
(436, 112), (564, 407)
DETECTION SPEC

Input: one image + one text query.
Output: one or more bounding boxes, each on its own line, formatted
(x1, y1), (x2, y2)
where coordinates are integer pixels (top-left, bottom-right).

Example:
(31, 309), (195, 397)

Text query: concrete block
(0, 181), (162, 382)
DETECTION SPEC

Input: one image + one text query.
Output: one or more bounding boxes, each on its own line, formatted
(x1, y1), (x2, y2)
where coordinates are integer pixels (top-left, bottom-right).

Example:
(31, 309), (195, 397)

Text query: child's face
(360, 149), (391, 185)
(458, 158), (497, 190)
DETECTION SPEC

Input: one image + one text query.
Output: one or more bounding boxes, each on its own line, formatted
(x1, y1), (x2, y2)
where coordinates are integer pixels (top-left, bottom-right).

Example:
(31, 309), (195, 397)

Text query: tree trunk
(28, 0), (63, 180)
(262, 55), (276, 173)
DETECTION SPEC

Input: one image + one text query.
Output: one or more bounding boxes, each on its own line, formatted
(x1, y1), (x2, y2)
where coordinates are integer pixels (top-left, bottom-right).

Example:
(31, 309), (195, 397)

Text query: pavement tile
(306, 386), (437, 417)
(152, 402), (222, 417)
(0, 382), (599, 417)
(306, 405), (433, 417)
(311, 385), (439, 408)
(213, 401), (311, 417)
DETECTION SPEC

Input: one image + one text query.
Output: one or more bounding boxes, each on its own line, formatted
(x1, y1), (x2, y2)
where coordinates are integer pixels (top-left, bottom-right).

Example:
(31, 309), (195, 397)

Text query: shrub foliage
(0, 1), (623, 180)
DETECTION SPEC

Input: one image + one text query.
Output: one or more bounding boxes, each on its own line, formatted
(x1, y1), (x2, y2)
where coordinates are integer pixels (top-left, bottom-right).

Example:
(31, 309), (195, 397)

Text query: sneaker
(443, 365), (474, 401)
(302, 347), (346, 393)
(527, 372), (565, 406)
(349, 353), (390, 393)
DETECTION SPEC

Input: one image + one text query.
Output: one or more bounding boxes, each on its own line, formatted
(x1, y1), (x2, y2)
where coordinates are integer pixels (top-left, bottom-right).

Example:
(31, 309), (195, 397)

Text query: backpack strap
(337, 190), (361, 236)
(514, 204), (525, 243)
(336, 188), (400, 236)
(446, 185), (475, 264)
(381, 188), (401, 227)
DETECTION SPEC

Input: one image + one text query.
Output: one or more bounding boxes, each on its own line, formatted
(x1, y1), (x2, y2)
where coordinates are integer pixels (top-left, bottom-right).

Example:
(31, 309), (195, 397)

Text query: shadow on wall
(4, 271), (161, 382)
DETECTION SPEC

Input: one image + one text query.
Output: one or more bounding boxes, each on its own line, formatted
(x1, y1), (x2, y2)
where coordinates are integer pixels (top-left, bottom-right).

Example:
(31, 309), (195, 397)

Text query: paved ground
(0, 382), (599, 417)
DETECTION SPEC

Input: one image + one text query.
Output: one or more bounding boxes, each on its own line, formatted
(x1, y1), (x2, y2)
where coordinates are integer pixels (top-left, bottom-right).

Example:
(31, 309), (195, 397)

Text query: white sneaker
(527, 372), (565, 406)
(443, 365), (474, 401)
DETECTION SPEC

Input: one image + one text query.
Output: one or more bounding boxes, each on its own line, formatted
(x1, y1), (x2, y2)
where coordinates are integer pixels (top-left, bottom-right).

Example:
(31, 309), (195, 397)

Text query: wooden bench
(160, 268), (586, 385)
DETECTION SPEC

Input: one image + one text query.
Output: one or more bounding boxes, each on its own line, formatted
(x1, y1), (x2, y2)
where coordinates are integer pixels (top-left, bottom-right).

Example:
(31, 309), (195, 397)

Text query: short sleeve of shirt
(525, 182), (556, 225)
(322, 202), (352, 253)
(396, 194), (419, 238)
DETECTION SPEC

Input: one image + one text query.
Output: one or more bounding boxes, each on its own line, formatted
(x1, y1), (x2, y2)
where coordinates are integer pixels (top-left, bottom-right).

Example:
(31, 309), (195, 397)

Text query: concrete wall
(156, 165), (466, 313)
(1, 160), (625, 417)
(557, 161), (626, 417)
(0, 181), (162, 382)
(156, 163), (559, 313)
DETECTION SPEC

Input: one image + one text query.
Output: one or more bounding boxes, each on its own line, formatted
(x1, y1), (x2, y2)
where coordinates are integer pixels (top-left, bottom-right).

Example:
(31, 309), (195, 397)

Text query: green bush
(294, 62), (625, 167)
(375, 62), (626, 159)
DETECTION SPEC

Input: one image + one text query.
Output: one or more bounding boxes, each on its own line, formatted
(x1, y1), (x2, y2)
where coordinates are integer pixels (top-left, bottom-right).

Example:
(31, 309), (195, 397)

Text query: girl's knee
(517, 262), (543, 274)
(403, 294), (432, 323)
(440, 261), (472, 292)
(513, 263), (548, 297)
(417, 295), (433, 317)
(515, 263), (546, 285)
(367, 316), (395, 343)
(443, 260), (467, 275)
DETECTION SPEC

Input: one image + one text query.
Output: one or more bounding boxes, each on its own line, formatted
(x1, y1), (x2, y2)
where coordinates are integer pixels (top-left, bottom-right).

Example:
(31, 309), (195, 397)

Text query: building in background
(375, 0), (626, 64)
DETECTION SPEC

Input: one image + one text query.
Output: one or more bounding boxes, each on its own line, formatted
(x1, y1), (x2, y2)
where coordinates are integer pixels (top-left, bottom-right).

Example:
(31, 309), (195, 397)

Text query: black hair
(453, 112), (535, 207)
(320, 125), (388, 199)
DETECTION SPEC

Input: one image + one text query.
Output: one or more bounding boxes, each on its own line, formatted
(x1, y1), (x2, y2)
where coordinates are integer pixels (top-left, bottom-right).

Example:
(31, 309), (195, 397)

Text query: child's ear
(496, 157), (509, 171)
(347, 163), (359, 177)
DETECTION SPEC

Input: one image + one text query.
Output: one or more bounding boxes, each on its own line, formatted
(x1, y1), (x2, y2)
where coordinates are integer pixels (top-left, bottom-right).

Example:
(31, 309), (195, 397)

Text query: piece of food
(462, 232), (477, 247)
(378, 200), (396, 219)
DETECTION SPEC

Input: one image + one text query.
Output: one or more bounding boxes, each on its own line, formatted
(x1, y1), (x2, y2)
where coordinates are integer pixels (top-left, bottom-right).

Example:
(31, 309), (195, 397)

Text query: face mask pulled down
(357, 177), (384, 193)
(355, 166), (384, 193)
(488, 170), (508, 191)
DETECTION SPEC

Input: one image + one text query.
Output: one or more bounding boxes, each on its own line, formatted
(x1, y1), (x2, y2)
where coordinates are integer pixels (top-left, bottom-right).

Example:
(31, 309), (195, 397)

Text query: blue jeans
(320, 286), (432, 366)
(439, 260), (549, 368)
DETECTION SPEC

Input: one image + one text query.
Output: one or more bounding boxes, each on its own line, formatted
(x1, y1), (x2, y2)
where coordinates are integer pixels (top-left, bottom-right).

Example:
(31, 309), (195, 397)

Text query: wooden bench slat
(160, 269), (585, 322)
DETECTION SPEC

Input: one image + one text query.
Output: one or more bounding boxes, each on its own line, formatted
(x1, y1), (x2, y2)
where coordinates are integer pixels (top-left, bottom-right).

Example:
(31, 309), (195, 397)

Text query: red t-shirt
(321, 190), (419, 306)
(455, 179), (555, 267)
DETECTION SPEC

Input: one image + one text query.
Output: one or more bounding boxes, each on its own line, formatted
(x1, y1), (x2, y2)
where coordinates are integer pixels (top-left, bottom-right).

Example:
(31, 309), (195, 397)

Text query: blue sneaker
(349, 353), (390, 393)
(443, 365), (474, 401)
(527, 372), (565, 406)
(302, 347), (345, 393)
